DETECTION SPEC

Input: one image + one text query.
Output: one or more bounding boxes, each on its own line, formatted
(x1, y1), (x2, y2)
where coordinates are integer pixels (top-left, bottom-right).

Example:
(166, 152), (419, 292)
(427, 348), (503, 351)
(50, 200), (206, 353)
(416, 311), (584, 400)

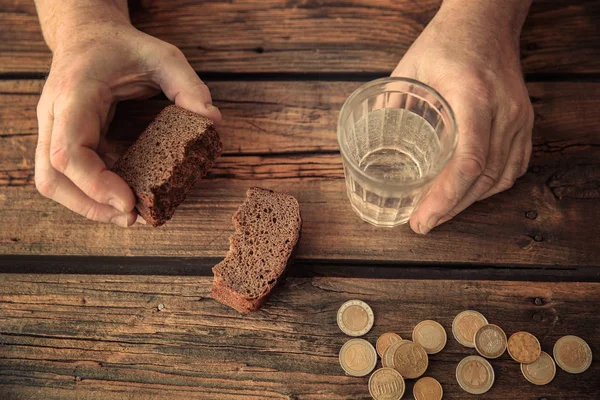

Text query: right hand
(35, 20), (221, 227)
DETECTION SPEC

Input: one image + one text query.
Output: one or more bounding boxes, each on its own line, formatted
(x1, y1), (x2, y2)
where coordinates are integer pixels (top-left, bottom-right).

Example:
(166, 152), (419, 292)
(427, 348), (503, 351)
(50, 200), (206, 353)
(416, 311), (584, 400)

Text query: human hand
(34, 10), (220, 227)
(392, 0), (534, 234)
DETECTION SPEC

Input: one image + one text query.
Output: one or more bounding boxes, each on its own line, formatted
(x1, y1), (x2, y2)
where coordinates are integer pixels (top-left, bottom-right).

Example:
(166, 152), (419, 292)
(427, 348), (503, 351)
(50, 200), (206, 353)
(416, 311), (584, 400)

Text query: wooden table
(1, 1), (599, 399)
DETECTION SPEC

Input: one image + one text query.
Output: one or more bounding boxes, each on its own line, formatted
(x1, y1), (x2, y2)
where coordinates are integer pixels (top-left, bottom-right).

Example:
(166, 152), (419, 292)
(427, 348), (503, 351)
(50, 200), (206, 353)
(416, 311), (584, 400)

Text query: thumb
(155, 46), (222, 124)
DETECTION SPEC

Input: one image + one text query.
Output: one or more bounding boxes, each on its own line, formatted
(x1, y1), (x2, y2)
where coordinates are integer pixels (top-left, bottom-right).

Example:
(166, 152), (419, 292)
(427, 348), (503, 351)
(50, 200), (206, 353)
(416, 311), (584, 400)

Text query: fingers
(409, 98), (492, 234)
(439, 115), (517, 221)
(35, 80), (137, 226)
(155, 45), (222, 123)
(479, 126), (532, 200)
(49, 86), (136, 213)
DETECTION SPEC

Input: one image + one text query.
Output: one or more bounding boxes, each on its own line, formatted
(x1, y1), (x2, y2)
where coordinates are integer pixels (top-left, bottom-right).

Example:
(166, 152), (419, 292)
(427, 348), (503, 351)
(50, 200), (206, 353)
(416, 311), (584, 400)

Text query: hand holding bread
(33, 0), (220, 227)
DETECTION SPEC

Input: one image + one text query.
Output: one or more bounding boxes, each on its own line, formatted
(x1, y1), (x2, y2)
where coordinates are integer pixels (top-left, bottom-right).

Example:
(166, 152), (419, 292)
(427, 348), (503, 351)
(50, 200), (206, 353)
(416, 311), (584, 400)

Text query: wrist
(35, 0), (131, 52)
(438, 0), (532, 43)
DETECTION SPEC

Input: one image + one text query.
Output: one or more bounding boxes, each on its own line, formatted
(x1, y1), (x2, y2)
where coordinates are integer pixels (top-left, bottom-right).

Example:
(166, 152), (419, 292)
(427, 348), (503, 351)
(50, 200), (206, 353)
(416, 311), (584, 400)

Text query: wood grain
(0, 274), (598, 399)
(1, 0), (598, 74)
(0, 79), (599, 265)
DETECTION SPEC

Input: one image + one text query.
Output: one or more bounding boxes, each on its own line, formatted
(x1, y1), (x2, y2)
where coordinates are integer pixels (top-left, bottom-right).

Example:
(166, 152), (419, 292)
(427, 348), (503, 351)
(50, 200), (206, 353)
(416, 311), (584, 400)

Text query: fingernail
(104, 152), (120, 168)
(426, 214), (441, 230)
(205, 102), (219, 112)
(111, 214), (130, 228)
(108, 199), (126, 213)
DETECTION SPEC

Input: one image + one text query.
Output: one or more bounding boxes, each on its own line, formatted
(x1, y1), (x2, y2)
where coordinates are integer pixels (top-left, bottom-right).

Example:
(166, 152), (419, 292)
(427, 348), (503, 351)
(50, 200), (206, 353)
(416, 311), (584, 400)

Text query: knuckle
(457, 151), (486, 181)
(49, 145), (71, 172)
(478, 171), (498, 189)
(83, 203), (101, 222)
(34, 174), (57, 199)
(163, 43), (185, 59)
(519, 163), (529, 177)
(506, 100), (523, 121)
(496, 176), (516, 192)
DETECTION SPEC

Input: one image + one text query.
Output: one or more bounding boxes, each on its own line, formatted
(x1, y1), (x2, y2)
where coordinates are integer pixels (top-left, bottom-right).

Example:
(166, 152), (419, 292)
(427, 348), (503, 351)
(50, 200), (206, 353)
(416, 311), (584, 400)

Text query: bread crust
(112, 105), (222, 226)
(211, 188), (301, 313)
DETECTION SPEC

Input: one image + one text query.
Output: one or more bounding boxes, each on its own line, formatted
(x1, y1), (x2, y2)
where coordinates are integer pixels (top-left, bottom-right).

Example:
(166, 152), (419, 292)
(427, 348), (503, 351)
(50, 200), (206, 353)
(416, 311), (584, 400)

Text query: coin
(521, 351), (556, 385)
(456, 355), (495, 395)
(452, 310), (488, 348)
(376, 332), (403, 358)
(507, 331), (541, 363)
(368, 367), (405, 400)
(553, 335), (593, 374)
(339, 338), (378, 377)
(413, 376), (443, 400)
(474, 324), (507, 359)
(412, 320), (447, 355)
(337, 300), (374, 337)
(392, 340), (429, 379)
(382, 339), (408, 368)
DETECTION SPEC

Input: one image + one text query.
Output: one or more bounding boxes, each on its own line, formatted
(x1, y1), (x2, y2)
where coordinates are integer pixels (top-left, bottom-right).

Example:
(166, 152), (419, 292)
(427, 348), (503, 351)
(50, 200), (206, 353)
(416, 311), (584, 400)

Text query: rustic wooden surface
(1, 0), (599, 75)
(1, 79), (599, 266)
(0, 274), (598, 399)
(1, 0), (599, 398)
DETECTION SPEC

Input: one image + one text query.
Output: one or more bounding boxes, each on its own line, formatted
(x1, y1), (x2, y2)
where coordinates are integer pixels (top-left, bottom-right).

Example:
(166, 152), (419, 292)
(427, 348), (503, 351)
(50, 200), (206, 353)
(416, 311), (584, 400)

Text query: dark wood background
(0, 0), (599, 399)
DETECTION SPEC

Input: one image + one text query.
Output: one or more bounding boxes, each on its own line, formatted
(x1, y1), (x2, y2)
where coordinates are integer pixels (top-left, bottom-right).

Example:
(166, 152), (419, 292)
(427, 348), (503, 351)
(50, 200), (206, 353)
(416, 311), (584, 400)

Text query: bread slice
(212, 188), (302, 313)
(112, 105), (222, 227)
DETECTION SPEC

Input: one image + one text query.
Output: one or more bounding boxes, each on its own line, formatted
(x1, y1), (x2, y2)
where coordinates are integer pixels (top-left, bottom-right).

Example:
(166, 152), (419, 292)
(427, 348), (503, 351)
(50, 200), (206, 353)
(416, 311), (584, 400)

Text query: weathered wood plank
(0, 80), (599, 265)
(0, 0), (598, 74)
(0, 274), (598, 399)
(1, 175), (599, 266)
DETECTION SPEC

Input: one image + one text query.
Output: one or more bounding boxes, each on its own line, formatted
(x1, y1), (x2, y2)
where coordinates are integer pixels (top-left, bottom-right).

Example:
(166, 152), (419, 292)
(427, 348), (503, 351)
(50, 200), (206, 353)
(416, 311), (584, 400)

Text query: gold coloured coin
(521, 351), (556, 385)
(456, 355), (495, 395)
(413, 376), (443, 400)
(412, 320), (447, 355)
(452, 310), (488, 348)
(339, 338), (377, 377)
(553, 335), (593, 374)
(474, 324), (507, 359)
(382, 340), (412, 368)
(368, 367), (405, 400)
(507, 331), (541, 363)
(392, 340), (429, 379)
(337, 300), (375, 337)
(376, 332), (402, 358)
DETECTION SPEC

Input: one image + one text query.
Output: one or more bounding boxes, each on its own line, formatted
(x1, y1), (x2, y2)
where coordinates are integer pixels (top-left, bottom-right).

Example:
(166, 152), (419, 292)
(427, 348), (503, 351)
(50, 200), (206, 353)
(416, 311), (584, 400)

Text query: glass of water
(337, 77), (457, 227)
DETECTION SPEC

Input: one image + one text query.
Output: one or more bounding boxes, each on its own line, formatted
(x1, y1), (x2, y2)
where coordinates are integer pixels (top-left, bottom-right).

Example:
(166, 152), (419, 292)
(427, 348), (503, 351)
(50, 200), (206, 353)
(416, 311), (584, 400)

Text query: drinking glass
(337, 77), (457, 227)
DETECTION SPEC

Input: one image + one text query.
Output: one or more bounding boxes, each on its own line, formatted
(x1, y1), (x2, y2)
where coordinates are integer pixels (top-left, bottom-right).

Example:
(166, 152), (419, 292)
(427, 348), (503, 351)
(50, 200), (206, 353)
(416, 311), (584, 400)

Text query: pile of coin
(337, 300), (445, 399)
(336, 301), (594, 399)
(452, 310), (593, 394)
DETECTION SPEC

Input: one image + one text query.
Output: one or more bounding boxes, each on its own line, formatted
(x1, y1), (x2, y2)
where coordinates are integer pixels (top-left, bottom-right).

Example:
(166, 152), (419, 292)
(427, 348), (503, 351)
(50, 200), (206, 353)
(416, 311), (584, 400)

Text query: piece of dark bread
(212, 187), (302, 313)
(112, 105), (222, 227)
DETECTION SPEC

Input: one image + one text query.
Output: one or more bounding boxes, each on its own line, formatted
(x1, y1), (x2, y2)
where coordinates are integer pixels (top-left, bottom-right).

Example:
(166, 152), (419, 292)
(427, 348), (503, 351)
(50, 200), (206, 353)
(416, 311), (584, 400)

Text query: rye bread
(212, 187), (302, 313)
(112, 105), (222, 227)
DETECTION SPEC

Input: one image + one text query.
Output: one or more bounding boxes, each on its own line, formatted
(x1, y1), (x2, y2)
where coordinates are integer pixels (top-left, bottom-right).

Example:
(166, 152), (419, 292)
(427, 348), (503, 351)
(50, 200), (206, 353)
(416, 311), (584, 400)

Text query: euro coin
(456, 355), (495, 395)
(413, 376), (443, 400)
(474, 324), (507, 359)
(337, 300), (374, 337)
(553, 335), (593, 374)
(368, 367), (405, 400)
(376, 332), (402, 358)
(392, 340), (429, 379)
(507, 331), (541, 363)
(452, 310), (488, 348)
(382, 340), (412, 368)
(339, 338), (377, 377)
(412, 320), (447, 354)
(521, 351), (556, 385)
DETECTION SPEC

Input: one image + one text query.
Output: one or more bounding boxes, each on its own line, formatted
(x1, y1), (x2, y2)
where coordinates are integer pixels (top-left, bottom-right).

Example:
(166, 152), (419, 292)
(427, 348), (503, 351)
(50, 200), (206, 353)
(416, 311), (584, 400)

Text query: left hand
(392, 0), (534, 234)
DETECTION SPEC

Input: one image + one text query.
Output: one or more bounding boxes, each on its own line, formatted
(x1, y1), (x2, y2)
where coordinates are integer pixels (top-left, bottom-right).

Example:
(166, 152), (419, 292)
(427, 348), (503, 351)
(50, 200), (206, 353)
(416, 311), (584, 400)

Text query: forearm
(439, 0), (532, 41)
(34, 0), (130, 51)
